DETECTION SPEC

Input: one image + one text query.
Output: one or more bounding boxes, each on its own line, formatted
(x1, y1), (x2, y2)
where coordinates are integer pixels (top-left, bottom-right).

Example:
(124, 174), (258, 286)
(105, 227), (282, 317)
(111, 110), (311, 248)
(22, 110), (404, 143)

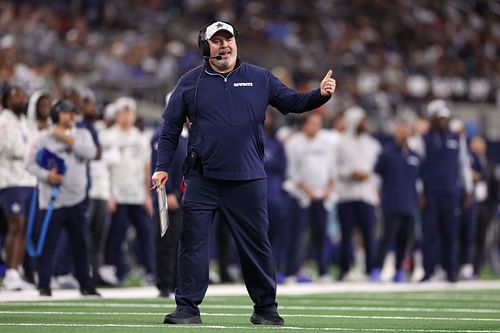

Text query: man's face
(303, 114), (322, 137)
(58, 111), (75, 128)
(116, 107), (136, 129)
(9, 88), (27, 115)
(333, 116), (345, 132)
(432, 116), (449, 131)
(37, 96), (51, 121)
(208, 31), (237, 72)
(394, 122), (410, 143)
(357, 117), (366, 134)
(82, 99), (98, 120)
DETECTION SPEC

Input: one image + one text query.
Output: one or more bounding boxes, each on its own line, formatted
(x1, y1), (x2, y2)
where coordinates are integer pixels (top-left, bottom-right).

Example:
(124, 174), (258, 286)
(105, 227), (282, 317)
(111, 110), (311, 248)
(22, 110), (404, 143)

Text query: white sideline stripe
(282, 296), (500, 302)
(1, 280), (500, 302)
(4, 302), (499, 314)
(1, 310), (499, 322)
(0, 323), (498, 332)
(280, 298), (500, 304)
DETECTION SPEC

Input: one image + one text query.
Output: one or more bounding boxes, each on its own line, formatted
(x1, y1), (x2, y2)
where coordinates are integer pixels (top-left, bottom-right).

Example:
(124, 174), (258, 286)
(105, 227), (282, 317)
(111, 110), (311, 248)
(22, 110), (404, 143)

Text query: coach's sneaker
(3, 269), (35, 291)
(250, 311), (284, 326)
(164, 309), (202, 324)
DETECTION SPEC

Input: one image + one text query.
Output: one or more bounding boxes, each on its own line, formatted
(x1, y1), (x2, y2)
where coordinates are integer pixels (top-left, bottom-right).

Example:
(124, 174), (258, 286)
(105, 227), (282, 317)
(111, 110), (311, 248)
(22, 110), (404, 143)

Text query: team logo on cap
(205, 21), (235, 40)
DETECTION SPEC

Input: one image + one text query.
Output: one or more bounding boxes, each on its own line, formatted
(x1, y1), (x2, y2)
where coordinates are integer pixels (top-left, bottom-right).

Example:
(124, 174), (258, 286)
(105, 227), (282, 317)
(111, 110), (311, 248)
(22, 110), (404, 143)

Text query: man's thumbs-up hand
(320, 69), (336, 96)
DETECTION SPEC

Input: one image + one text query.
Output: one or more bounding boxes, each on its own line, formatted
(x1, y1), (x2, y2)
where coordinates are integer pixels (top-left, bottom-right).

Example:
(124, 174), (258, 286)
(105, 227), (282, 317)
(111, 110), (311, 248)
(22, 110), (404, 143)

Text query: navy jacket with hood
(156, 59), (331, 180)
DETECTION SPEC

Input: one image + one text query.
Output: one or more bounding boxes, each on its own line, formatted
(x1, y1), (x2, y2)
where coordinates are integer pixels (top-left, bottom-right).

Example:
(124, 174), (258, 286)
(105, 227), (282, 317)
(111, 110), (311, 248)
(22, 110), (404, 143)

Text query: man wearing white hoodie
(0, 86), (37, 290)
(335, 107), (381, 281)
(27, 90), (51, 134)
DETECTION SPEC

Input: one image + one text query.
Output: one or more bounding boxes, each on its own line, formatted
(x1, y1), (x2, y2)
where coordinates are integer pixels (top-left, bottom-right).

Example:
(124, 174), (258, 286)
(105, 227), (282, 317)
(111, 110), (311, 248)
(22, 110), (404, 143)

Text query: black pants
(375, 212), (413, 270)
(176, 176), (276, 316)
(38, 201), (92, 290)
(338, 201), (376, 275)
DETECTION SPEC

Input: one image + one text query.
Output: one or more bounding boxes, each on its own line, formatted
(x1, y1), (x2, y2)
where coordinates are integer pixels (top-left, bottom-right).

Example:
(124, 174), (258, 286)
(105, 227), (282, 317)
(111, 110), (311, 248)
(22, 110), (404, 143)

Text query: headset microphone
(203, 55), (222, 60)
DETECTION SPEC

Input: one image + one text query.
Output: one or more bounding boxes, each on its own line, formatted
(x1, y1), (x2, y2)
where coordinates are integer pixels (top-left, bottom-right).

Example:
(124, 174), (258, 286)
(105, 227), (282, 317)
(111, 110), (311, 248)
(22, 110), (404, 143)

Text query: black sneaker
(419, 274), (432, 283)
(164, 309), (202, 324)
(80, 287), (101, 297)
(39, 287), (52, 297)
(250, 311), (284, 326)
(159, 289), (171, 298)
(337, 271), (347, 282)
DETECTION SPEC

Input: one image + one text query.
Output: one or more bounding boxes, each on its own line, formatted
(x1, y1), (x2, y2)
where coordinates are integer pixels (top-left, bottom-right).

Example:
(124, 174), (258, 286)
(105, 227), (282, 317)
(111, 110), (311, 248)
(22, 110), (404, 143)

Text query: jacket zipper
(204, 63), (242, 124)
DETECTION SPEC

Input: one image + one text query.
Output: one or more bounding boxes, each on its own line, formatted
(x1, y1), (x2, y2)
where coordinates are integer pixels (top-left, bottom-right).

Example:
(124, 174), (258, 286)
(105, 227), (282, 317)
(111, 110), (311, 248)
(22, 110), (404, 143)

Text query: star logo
(11, 202), (21, 214)
(216, 23), (223, 28)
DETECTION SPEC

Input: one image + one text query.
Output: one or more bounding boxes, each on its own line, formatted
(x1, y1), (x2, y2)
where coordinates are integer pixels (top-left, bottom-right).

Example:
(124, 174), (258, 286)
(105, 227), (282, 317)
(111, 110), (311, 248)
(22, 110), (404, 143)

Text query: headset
(197, 21), (240, 58)
(50, 99), (76, 123)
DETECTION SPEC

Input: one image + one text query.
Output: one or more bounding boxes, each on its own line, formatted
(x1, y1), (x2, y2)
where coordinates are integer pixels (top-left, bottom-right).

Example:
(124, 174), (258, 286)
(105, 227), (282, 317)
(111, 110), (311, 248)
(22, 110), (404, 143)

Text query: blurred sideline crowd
(0, 0), (499, 110)
(0, 84), (499, 297)
(0, 0), (499, 296)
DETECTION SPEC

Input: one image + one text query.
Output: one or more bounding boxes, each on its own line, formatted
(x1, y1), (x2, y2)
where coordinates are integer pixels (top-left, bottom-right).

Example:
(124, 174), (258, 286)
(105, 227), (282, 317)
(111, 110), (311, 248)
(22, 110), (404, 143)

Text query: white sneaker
(431, 266), (446, 282)
(411, 251), (425, 282)
(55, 274), (80, 289)
(459, 264), (474, 280)
(3, 269), (35, 291)
(141, 273), (156, 287)
(381, 251), (396, 282)
(316, 274), (334, 284)
(98, 265), (120, 286)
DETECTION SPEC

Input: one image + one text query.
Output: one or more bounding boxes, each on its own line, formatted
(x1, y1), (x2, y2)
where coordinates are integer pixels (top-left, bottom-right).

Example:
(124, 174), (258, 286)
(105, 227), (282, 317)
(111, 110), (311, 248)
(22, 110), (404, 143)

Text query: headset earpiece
(198, 27), (210, 58)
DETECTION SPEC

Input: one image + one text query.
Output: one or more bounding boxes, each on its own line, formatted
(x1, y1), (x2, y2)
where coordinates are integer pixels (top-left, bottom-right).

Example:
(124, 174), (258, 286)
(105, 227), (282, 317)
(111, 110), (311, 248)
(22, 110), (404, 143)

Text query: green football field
(1, 289), (500, 333)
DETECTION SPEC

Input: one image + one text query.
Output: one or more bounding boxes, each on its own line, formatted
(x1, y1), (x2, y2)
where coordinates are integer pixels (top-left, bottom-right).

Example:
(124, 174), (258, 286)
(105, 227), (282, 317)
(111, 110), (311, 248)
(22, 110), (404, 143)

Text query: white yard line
(1, 310), (500, 322)
(0, 322), (498, 332)
(1, 280), (500, 302)
(3, 302), (500, 314)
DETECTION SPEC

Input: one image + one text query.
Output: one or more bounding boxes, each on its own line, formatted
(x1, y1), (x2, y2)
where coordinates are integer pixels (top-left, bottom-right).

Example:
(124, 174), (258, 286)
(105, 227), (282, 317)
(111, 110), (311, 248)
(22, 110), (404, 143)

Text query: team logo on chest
(233, 82), (253, 87)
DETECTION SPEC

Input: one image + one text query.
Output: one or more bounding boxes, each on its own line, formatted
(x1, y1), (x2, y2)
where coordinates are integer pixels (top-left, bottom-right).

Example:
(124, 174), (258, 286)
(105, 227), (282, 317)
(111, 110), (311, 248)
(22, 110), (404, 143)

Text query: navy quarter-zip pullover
(420, 130), (472, 195)
(375, 142), (421, 215)
(156, 60), (330, 180)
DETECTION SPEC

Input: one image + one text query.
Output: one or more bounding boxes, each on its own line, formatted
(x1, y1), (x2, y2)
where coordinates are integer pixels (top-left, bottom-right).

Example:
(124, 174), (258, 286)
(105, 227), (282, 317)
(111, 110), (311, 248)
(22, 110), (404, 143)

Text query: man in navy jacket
(373, 119), (421, 282)
(419, 100), (473, 283)
(152, 21), (336, 326)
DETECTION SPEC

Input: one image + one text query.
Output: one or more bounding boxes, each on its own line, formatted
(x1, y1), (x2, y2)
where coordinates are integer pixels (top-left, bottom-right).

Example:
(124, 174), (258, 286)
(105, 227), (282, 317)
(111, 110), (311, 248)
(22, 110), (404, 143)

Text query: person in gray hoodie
(25, 99), (99, 297)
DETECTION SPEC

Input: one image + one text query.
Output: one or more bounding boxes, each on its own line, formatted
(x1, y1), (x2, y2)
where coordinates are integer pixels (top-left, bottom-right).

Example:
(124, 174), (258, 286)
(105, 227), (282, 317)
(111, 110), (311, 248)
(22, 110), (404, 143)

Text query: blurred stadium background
(1, 0), (500, 133)
(1, 1), (500, 332)
(1, 0), (499, 278)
